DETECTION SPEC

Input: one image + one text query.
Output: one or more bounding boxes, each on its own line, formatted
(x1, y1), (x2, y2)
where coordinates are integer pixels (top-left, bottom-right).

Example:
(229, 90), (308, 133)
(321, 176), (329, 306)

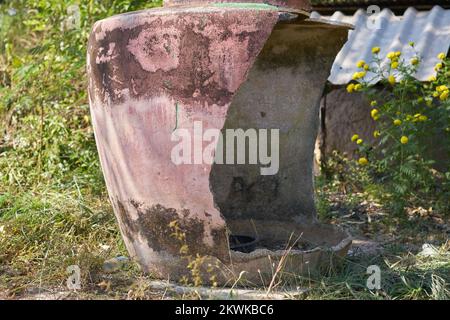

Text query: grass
(0, 145), (448, 300)
(0, 0), (158, 299)
(302, 243), (450, 300)
(0, 0), (448, 300)
(0, 175), (448, 299)
(0, 184), (126, 297)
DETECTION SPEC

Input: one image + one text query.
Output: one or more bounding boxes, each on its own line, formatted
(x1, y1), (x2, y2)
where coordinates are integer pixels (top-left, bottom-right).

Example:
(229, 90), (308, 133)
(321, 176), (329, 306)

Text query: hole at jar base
(256, 239), (316, 251)
(229, 235), (317, 253)
(229, 235), (259, 253)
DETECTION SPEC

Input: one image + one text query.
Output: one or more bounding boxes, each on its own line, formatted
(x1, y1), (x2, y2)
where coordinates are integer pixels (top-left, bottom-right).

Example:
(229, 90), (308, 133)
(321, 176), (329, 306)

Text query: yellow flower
(364, 64), (370, 71)
(410, 57), (419, 65)
(354, 84), (362, 91)
(433, 91), (439, 97)
(371, 109), (380, 121)
(428, 75), (436, 82)
(370, 100), (377, 107)
(438, 52), (446, 60)
(387, 52), (396, 60)
(400, 136), (409, 144)
(352, 71), (366, 80)
(391, 61), (399, 69)
(419, 115), (428, 122)
(388, 75), (396, 85)
(372, 47), (380, 54)
(395, 51), (401, 57)
(437, 85), (448, 92)
(351, 134), (359, 142)
(412, 113), (422, 122)
(409, 41), (415, 47)
(356, 60), (366, 68)
(373, 130), (381, 138)
(356, 139), (363, 145)
(358, 157), (369, 166)
(440, 90), (449, 101)
(393, 119), (402, 126)
(347, 83), (355, 93)
(435, 63), (443, 71)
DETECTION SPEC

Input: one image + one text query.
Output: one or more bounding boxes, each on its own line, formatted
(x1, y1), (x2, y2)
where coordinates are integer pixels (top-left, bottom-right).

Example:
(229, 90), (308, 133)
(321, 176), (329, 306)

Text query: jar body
(87, 4), (351, 284)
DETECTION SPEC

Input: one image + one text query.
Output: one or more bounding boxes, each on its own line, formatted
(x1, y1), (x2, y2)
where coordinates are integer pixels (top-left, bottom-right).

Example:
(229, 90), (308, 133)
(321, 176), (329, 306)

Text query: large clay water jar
(88, 0), (352, 286)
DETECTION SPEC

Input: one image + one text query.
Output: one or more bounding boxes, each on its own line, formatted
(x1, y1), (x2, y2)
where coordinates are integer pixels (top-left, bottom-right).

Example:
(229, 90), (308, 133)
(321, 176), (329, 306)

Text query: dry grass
(0, 181), (448, 300)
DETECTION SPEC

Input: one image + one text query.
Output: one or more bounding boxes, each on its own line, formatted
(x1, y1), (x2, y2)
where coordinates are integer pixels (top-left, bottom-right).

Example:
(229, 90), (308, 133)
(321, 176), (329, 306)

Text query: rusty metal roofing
(310, 6), (450, 85)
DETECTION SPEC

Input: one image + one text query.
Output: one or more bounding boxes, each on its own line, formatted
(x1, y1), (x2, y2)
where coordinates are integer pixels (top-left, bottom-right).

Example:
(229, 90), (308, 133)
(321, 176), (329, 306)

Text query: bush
(346, 44), (450, 214)
(0, 0), (162, 294)
(0, 0), (162, 191)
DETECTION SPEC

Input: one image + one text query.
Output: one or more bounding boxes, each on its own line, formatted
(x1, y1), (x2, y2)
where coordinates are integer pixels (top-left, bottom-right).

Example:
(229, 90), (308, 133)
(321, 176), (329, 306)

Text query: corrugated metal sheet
(310, 6), (450, 85)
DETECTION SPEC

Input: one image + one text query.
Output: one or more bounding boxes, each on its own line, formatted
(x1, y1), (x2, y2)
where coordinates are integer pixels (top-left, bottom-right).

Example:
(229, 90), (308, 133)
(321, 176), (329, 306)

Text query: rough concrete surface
(88, 2), (352, 285)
